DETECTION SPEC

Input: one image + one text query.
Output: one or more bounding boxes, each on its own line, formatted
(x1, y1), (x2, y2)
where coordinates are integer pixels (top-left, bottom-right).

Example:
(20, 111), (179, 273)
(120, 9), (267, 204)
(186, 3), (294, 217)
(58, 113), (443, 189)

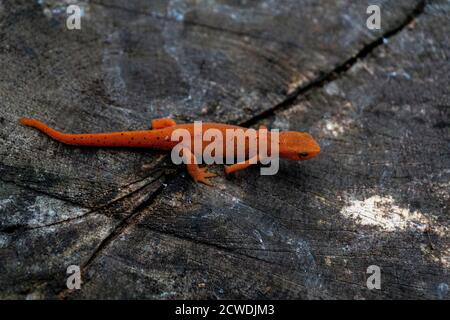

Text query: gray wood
(1, 0), (449, 299)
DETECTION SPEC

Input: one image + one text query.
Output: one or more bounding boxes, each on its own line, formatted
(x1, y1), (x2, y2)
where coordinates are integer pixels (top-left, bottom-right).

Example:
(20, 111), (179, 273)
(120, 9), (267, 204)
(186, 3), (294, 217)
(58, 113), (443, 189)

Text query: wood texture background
(0, 0), (449, 299)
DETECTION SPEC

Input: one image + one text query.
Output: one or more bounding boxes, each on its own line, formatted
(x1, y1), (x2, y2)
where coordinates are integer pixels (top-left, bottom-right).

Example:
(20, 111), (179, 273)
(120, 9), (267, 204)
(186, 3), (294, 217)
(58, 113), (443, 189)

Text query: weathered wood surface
(0, 0), (449, 299)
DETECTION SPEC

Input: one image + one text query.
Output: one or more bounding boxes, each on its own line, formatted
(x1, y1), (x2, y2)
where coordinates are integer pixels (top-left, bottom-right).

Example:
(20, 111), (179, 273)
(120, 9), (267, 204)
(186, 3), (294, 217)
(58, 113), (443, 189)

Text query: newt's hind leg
(180, 147), (216, 186)
(151, 118), (177, 129)
(224, 155), (259, 175)
(224, 126), (267, 175)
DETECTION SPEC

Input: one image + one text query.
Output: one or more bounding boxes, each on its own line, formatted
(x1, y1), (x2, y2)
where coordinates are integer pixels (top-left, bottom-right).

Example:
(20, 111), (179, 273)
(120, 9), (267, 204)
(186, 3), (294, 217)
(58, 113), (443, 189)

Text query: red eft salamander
(19, 117), (320, 185)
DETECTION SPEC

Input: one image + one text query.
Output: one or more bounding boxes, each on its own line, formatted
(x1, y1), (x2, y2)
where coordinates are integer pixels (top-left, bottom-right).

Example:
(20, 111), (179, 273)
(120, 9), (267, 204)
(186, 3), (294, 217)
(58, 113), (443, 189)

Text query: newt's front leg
(151, 118), (177, 129)
(180, 147), (217, 186)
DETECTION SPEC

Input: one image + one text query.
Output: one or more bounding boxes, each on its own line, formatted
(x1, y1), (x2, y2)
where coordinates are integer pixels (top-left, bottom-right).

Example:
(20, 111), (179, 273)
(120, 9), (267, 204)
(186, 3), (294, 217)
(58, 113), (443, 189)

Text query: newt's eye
(299, 152), (309, 158)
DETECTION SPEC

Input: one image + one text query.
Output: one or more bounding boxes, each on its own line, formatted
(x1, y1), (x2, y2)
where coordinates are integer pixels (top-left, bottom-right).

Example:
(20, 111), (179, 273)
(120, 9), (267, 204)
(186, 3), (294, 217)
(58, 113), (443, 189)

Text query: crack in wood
(140, 224), (282, 266)
(0, 169), (165, 235)
(239, 0), (427, 127)
(58, 173), (168, 299)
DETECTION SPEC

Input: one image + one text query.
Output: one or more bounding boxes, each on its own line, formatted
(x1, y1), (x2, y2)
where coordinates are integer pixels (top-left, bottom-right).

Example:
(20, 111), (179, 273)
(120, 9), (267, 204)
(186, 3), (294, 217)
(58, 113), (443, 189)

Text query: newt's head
(278, 131), (321, 161)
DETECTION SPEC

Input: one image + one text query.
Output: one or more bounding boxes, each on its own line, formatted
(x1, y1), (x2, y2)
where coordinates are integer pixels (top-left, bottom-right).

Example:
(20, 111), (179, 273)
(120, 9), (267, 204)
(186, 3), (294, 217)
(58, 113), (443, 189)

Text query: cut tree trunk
(0, 0), (449, 299)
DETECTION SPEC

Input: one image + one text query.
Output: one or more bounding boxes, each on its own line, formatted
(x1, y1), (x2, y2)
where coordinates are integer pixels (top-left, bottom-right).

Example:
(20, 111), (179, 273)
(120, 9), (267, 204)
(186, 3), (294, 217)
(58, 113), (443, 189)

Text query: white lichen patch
(349, 61), (375, 75)
(311, 101), (356, 139)
(253, 230), (266, 250)
(271, 101), (311, 131)
(421, 245), (450, 269)
(442, 248), (450, 267)
(271, 116), (291, 131)
(324, 82), (342, 96)
(38, 0), (90, 19)
(324, 256), (333, 266)
(0, 234), (10, 248)
(325, 120), (345, 137)
(340, 195), (434, 232)
(437, 283), (449, 300)
(0, 197), (14, 210)
(24, 196), (88, 227)
(25, 291), (45, 300)
(287, 73), (310, 95)
(320, 118), (353, 138)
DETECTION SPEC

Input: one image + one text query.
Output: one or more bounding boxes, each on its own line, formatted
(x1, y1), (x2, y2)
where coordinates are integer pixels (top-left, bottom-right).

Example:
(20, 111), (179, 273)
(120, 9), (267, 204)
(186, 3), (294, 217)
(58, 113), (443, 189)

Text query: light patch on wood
(0, 234), (10, 248)
(324, 82), (342, 96)
(287, 74), (310, 95)
(341, 195), (432, 232)
(11, 196), (89, 228)
(0, 197), (14, 210)
(320, 118), (352, 138)
(272, 117), (291, 131)
(38, 0), (91, 19)
(253, 230), (266, 250)
(421, 244), (450, 269)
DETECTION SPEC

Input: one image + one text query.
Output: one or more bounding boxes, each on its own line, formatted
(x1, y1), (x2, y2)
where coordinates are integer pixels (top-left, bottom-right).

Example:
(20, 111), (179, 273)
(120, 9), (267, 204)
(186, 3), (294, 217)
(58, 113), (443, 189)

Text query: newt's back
(157, 122), (268, 159)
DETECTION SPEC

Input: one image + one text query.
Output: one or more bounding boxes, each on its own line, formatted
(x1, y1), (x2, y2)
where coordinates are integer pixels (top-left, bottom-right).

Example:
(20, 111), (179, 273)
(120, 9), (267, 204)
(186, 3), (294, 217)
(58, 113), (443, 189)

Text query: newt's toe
(193, 168), (217, 186)
(197, 177), (213, 186)
(203, 172), (217, 178)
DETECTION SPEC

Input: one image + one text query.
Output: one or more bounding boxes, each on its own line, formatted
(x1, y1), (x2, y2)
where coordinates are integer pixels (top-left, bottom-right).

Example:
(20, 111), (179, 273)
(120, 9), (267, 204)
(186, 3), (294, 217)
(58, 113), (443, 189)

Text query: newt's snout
(298, 136), (320, 160)
(279, 131), (321, 161)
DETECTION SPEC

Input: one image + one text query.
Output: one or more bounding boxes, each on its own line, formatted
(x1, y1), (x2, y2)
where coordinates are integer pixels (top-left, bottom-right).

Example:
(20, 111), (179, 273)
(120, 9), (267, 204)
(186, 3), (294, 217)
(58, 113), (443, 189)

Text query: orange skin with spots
(19, 118), (320, 185)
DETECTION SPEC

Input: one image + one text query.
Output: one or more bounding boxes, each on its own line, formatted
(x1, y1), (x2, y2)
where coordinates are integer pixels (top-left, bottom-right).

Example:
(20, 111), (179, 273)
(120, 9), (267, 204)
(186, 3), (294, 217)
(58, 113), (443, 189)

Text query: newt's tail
(19, 117), (151, 147)
(19, 118), (72, 143)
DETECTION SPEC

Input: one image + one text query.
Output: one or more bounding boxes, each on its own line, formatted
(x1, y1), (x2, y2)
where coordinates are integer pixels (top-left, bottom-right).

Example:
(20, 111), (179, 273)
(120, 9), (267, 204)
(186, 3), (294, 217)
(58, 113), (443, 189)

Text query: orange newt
(19, 117), (320, 185)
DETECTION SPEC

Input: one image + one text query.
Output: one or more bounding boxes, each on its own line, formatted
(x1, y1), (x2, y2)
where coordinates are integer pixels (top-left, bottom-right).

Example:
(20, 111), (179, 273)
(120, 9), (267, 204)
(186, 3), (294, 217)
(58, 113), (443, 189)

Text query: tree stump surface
(0, 0), (449, 299)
